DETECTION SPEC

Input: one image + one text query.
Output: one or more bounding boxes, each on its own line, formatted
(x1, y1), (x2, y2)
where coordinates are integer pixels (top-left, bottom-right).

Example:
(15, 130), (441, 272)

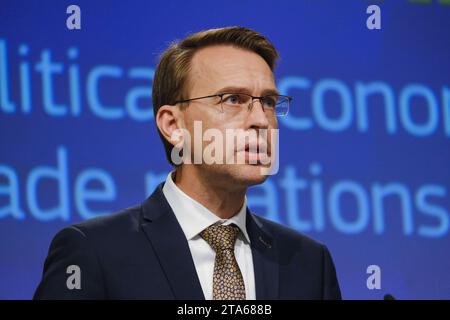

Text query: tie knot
(200, 224), (240, 251)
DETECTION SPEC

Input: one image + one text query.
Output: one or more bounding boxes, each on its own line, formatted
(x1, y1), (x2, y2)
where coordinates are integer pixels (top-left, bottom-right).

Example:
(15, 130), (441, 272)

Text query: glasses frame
(174, 92), (292, 116)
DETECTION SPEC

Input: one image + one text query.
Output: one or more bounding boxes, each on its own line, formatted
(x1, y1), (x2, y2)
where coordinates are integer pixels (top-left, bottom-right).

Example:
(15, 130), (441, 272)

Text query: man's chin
(197, 162), (272, 188)
(231, 163), (270, 186)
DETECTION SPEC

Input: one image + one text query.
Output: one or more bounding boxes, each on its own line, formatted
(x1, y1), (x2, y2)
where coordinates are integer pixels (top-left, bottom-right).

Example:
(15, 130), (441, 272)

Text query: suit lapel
(246, 209), (279, 300)
(139, 183), (279, 300)
(140, 183), (205, 300)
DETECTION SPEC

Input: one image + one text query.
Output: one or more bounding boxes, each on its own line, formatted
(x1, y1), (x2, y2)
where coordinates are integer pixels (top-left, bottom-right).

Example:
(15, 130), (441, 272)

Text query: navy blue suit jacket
(34, 183), (341, 299)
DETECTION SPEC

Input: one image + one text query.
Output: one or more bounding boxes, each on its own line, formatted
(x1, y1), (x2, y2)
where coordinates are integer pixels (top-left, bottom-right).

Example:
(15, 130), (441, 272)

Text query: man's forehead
(189, 45), (275, 93)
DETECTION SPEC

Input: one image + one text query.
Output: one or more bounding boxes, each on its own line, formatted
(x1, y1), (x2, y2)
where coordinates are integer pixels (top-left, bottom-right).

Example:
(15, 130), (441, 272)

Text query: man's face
(179, 44), (278, 188)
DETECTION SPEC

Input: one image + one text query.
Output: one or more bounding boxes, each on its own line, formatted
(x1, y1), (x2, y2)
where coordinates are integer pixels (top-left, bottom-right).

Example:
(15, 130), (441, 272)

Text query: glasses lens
(274, 96), (289, 116)
(221, 93), (249, 115)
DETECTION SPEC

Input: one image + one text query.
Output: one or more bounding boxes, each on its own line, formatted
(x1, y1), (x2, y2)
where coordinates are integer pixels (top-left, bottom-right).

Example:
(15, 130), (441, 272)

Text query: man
(34, 26), (341, 300)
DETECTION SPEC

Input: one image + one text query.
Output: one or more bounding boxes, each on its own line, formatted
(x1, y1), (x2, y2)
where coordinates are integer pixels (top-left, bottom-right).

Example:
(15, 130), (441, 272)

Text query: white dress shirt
(162, 171), (256, 300)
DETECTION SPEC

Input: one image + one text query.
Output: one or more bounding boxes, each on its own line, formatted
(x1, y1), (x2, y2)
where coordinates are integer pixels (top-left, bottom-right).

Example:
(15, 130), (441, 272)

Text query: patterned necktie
(200, 224), (246, 300)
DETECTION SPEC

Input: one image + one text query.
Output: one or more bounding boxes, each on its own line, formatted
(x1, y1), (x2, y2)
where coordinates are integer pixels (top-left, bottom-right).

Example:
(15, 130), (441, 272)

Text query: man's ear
(155, 105), (185, 147)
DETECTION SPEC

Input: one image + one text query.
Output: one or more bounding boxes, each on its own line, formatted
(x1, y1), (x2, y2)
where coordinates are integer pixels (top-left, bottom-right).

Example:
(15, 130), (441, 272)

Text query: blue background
(1, 0), (449, 299)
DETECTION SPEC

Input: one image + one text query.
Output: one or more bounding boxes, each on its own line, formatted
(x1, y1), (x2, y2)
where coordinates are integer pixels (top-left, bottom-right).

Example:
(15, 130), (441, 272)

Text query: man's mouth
(237, 142), (270, 164)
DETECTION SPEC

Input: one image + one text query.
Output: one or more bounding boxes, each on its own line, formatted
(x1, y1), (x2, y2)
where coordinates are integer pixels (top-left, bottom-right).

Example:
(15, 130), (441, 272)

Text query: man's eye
(263, 97), (276, 108)
(223, 94), (242, 105)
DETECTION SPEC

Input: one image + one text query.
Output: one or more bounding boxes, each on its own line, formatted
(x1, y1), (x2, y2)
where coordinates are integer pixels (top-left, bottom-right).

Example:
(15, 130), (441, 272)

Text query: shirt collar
(162, 171), (250, 243)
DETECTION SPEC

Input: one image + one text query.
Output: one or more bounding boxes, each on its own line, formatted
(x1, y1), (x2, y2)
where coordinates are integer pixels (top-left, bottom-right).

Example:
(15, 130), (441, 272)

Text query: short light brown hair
(152, 26), (279, 165)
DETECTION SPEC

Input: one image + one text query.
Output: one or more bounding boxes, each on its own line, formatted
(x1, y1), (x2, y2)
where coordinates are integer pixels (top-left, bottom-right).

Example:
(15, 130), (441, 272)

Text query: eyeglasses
(174, 92), (292, 117)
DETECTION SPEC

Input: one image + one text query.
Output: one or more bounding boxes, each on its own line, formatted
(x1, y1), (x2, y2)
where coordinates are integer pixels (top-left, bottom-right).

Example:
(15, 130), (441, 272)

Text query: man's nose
(246, 99), (270, 129)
